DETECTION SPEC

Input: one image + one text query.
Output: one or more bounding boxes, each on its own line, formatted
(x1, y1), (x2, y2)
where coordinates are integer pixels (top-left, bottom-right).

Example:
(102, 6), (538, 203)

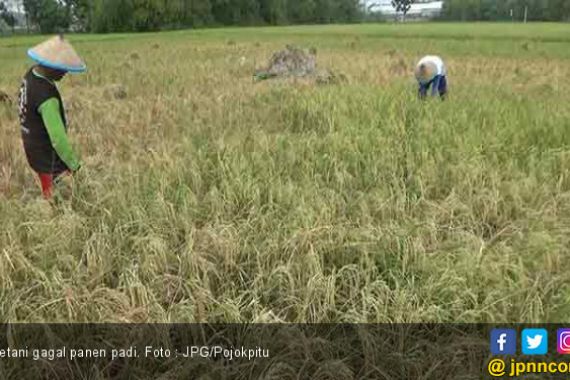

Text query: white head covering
(415, 56), (446, 84)
(415, 61), (437, 84)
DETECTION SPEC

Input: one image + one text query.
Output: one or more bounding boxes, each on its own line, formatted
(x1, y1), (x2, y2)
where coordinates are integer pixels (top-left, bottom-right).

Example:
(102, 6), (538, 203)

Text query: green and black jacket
(18, 68), (80, 174)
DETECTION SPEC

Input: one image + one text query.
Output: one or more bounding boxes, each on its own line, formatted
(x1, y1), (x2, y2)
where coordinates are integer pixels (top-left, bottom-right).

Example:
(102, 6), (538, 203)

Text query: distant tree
(11, 0), (366, 33)
(549, 0), (570, 20)
(258, 0), (288, 25)
(0, 1), (17, 32)
(90, 0), (133, 33)
(0, 2), (8, 30)
(335, 0), (362, 22)
(391, 0), (413, 21)
(211, 0), (236, 24)
(23, 0), (70, 33)
(287, 0), (316, 23)
(161, 0), (185, 28)
(131, 0), (163, 31)
(65, 0), (92, 31)
(441, 0), (570, 21)
(186, 0), (213, 27)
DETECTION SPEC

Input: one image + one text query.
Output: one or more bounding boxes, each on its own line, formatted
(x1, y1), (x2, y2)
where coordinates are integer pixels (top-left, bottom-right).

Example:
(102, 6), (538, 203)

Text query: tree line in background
(0, 0), (569, 34)
(0, 0), (362, 33)
(441, 0), (570, 22)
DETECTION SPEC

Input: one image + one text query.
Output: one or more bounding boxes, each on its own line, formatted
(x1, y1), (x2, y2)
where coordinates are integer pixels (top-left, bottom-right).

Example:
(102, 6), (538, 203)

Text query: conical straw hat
(415, 61), (437, 84)
(28, 35), (86, 73)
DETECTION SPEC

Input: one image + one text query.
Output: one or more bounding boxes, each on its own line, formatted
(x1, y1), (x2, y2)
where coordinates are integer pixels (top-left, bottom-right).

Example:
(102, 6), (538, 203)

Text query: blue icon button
(522, 329), (548, 355)
(490, 328), (517, 355)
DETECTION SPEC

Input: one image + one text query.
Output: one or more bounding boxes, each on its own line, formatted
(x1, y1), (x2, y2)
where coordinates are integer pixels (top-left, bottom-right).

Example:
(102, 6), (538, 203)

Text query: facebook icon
(490, 328), (517, 355)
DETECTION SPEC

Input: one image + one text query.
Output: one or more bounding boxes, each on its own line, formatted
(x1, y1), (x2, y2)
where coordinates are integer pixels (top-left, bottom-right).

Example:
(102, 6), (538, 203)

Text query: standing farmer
(18, 35), (86, 199)
(415, 55), (447, 100)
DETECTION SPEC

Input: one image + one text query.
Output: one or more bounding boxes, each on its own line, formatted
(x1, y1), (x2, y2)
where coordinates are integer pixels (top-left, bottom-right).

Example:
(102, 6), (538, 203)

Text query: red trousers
(37, 172), (70, 199)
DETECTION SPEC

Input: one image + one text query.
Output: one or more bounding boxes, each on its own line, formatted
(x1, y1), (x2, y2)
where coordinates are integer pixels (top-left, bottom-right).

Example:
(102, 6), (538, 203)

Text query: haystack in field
(255, 45), (317, 80)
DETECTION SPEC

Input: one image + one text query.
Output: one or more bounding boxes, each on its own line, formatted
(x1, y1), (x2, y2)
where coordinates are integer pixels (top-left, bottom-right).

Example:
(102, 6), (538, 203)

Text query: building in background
(364, 0), (444, 20)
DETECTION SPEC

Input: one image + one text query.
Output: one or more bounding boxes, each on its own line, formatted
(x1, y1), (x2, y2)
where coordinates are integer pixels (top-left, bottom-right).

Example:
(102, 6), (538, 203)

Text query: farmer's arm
(418, 82), (428, 98)
(431, 76), (441, 97)
(38, 98), (81, 172)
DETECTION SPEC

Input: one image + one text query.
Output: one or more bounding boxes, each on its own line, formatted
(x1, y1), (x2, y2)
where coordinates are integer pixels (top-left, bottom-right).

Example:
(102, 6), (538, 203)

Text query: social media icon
(557, 329), (570, 354)
(522, 329), (548, 355)
(490, 328), (516, 355)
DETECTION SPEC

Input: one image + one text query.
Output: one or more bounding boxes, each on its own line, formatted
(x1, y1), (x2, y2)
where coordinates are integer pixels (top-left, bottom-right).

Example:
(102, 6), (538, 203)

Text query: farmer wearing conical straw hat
(415, 55), (447, 100)
(18, 35), (86, 199)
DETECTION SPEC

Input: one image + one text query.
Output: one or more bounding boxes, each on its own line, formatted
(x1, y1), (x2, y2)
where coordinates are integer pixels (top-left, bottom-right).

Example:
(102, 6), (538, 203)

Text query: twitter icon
(522, 329), (548, 355)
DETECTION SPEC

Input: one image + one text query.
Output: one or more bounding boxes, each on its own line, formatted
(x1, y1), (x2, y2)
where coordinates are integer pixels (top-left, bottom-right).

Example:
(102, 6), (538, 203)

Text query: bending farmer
(18, 35), (86, 199)
(415, 55), (447, 100)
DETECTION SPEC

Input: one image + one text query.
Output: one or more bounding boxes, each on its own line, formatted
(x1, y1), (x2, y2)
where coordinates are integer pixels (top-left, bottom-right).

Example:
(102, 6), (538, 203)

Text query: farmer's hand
(70, 162), (82, 175)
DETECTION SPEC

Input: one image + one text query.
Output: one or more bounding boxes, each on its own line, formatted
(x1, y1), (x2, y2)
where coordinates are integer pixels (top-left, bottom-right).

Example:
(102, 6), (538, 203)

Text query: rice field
(1, 23), (570, 323)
